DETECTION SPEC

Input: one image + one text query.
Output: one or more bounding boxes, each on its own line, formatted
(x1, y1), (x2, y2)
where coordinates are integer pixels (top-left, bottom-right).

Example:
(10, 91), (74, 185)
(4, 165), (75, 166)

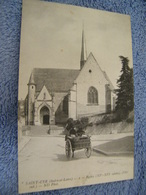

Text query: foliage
(115, 56), (134, 120)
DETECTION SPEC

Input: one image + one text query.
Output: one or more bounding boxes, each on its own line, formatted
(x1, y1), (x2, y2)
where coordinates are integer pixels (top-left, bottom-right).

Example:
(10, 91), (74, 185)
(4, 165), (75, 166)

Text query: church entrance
(40, 106), (50, 125)
(43, 115), (49, 125)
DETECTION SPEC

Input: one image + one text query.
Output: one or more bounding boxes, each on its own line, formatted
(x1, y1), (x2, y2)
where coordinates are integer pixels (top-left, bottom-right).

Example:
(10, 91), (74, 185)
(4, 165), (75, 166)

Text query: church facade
(25, 31), (115, 125)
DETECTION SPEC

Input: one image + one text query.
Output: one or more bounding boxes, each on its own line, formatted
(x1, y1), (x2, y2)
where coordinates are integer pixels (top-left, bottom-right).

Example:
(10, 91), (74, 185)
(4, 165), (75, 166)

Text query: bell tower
(27, 71), (36, 125)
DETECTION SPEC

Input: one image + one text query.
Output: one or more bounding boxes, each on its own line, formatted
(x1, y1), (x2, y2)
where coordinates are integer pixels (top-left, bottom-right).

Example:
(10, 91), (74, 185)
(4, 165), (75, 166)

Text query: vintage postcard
(18, 0), (134, 193)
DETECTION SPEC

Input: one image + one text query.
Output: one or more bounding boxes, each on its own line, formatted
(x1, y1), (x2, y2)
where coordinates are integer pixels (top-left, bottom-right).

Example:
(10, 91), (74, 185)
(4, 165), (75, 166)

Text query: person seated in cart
(65, 118), (91, 159)
(73, 119), (86, 136)
(65, 118), (76, 139)
(65, 118), (86, 139)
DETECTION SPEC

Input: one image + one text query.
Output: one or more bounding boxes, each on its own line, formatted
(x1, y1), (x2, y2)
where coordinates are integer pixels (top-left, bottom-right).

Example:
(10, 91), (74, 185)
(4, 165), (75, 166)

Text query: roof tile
(32, 68), (80, 92)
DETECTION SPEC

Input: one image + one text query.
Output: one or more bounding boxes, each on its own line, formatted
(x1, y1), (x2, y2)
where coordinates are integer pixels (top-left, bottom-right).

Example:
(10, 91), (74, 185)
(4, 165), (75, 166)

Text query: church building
(25, 30), (115, 125)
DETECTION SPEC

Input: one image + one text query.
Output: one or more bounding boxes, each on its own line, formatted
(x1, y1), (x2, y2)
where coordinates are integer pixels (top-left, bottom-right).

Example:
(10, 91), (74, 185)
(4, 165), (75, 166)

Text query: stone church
(25, 30), (115, 125)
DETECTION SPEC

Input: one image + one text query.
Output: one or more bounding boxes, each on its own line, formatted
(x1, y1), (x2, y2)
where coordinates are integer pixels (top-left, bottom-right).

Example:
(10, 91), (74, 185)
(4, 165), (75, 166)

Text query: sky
(18, 0), (133, 100)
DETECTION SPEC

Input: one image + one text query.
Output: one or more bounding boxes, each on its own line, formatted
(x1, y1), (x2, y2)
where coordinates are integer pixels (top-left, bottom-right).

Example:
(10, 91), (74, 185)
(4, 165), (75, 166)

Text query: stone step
(50, 125), (64, 131)
(22, 125), (64, 136)
(24, 125), (64, 130)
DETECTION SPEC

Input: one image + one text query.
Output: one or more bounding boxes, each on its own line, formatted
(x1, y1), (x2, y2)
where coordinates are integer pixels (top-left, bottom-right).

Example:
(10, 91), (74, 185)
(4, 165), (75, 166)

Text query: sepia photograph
(18, 0), (134, 193)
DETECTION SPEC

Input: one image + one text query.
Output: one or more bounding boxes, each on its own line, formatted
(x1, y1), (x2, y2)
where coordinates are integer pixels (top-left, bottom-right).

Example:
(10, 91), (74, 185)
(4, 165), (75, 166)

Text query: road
(18, 134), (134, 193)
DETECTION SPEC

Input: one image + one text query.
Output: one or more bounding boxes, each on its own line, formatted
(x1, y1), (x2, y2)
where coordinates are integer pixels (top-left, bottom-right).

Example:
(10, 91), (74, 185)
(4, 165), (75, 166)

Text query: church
(25, 30), (115, 125)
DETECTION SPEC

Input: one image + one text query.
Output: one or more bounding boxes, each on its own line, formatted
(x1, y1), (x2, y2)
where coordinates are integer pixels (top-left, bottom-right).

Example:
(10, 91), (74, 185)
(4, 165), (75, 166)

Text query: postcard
(18, 0), (134, 193)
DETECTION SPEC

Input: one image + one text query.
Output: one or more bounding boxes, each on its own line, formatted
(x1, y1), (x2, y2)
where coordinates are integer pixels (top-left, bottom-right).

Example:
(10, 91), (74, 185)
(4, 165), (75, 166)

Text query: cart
(65, 135), (91, 159)
(65, 118), (92, 159)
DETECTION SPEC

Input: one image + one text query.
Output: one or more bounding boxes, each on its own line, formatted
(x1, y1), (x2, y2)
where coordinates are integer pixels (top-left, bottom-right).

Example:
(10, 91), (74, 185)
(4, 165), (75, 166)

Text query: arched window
(88, 86), (98, 104)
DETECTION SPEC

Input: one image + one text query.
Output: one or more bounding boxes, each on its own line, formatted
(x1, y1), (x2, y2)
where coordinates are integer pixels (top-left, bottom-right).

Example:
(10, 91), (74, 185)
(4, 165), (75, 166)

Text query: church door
(43, 115), (50, 125)
(40, 106), (50, 125)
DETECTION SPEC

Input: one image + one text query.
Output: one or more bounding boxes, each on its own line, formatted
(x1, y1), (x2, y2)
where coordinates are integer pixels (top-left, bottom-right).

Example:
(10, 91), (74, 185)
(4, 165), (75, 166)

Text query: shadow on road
(53, 154), (84, 162)
(53, 150), (102, 162)
(54, 154), (69, 162)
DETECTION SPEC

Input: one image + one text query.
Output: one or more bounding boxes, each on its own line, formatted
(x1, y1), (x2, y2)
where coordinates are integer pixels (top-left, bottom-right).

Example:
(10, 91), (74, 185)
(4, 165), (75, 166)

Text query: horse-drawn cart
(65, 118), (92, 159)
(65, 135), (91, 159)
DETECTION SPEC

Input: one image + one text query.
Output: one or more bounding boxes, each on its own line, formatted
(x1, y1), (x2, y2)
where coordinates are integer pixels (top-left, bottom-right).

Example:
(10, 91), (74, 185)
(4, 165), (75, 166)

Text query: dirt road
(18, 134), (134, 193)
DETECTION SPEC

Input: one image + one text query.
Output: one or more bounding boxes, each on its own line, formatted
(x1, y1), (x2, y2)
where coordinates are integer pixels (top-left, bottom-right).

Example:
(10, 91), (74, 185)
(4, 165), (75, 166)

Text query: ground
(18, 129), (134, 193)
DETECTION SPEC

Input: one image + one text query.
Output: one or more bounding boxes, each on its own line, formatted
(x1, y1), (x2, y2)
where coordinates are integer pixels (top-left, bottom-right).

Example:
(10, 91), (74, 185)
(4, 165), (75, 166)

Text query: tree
(115, 56), (134, 120)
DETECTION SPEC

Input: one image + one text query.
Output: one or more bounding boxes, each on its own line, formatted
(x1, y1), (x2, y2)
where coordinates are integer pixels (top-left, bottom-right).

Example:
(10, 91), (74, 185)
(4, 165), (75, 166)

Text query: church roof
(31, 68), (80, 93)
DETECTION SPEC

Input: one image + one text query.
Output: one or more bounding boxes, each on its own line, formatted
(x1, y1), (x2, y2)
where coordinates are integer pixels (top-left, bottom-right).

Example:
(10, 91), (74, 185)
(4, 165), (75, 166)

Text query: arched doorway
(40, 106), (50, 125)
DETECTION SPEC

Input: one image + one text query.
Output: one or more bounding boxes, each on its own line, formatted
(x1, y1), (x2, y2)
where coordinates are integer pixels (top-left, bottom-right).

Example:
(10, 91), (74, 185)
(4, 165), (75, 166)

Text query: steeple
(80, 26), (87, 69)
(27, 70), (36, 125)
(28, 71), (35, 85)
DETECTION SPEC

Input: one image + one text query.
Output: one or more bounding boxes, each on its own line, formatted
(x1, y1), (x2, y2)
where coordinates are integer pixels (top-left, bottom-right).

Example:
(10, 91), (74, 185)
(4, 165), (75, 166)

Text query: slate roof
(31, 68), (80, 93)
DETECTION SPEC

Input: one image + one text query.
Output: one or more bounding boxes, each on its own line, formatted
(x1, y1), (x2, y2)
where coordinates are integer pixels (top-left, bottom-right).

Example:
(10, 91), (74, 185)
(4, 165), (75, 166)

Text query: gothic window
(88, 86), (98, 104)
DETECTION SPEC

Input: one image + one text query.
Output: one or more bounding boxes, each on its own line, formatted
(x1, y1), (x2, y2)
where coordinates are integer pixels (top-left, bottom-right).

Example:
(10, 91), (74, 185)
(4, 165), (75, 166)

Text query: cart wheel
(85, 147), (91, 158)
(65, 139), (72, 160)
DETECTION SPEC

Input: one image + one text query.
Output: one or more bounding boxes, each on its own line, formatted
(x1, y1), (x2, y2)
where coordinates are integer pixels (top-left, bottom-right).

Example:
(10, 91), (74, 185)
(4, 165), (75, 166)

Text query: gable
(75, 52), (109, 86)
(37, 85), (52, 101)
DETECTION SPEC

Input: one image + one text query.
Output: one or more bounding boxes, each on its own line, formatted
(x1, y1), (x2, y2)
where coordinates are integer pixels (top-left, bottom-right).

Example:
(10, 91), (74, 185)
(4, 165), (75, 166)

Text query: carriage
(65, 118), (92, 159)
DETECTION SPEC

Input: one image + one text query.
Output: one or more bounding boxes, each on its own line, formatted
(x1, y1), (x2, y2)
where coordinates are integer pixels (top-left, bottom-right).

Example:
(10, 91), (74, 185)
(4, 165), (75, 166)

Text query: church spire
(28, 71), (35, 85)
(80, 25), (87, 69)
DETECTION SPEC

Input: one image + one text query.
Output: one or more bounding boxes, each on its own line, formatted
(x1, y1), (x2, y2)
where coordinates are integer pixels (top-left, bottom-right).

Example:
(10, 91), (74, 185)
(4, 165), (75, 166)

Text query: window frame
(87, 86), (98, 105)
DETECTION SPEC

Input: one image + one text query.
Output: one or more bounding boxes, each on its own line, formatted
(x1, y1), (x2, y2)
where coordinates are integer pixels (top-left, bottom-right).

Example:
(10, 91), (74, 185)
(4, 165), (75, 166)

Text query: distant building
(25, 30), (115, 125)
(18, 99), (25, 119)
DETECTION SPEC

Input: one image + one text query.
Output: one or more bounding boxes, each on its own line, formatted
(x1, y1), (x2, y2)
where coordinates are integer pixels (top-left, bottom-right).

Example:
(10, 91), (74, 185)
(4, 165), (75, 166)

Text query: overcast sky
(18, 0), (133, 100)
